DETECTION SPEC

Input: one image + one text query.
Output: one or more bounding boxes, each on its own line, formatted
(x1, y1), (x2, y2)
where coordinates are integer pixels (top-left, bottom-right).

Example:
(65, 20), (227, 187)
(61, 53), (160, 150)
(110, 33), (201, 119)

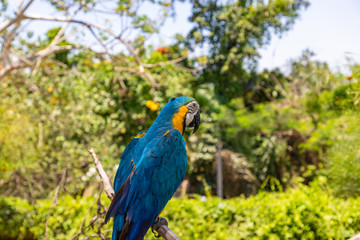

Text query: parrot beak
(188, 111), (200, 134)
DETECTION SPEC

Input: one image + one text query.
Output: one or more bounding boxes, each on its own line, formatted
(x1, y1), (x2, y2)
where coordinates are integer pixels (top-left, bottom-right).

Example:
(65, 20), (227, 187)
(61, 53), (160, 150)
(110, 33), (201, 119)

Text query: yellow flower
(50, 99), (57, 105)
(121, 129), (126, 134)
(146, 100), (159, 111)
(47, 87), (53, 92)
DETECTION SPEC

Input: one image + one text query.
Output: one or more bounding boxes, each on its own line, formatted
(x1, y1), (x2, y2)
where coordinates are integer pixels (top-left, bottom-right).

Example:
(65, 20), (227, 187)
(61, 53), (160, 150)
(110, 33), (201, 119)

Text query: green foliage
(244, 69), (290, 108)
(161, 179), (360, 240)
(0, 47), (199, 199)
(0, 197), (36, 239)
(212, 49), (360, 193)
(219, 98), (317, 187)
(321, 113), (360, 197)
(0, 104), (38, 179)
(187, 0), (309, 103)
(2, 181), (360, 240)
(0, 194), (111, 240)
(2, 0), (360, 238)
(288, 49), (340, 96)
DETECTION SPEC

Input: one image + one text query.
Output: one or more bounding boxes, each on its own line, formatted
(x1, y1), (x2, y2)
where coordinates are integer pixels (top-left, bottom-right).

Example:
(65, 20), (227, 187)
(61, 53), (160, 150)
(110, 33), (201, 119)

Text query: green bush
(161, 179), (360, 240)
(2, 180), (360, 240)
(0, 194), (111, 240)
(321, 114), (360, 197)
(302, 80), (360, 197)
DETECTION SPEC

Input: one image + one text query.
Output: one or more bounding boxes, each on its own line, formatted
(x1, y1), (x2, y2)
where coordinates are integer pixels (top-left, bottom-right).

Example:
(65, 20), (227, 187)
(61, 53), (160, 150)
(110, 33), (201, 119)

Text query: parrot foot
(151, 217), (168, 238)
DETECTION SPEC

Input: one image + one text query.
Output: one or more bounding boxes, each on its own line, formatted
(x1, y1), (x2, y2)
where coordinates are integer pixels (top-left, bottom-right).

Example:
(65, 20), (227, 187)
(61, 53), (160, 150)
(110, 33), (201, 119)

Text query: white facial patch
(186, 114), (194, 126)
(185, 101), (200, 126)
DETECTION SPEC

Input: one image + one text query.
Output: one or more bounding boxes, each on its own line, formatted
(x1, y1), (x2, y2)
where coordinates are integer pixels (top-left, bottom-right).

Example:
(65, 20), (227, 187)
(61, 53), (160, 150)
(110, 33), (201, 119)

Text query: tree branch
(1, 10), (184, 87)
(350, 233), (360, 240)
(0, 45), (82, 79)
(88, 148), (181, 240)
(0, 0), (34, 33)
(88, 148), (114, 200)
(19, 13), (186, 88)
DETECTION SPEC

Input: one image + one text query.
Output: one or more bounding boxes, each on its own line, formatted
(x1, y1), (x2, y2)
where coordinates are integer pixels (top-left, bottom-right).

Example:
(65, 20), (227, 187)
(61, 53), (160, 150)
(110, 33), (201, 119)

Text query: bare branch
(350, 233), (360, 240)
(3, 11), (187, 88)
(31, 7), (80, 76)
(88, 148), (181, 240)
(22, 13), (116, 37)
(152, 217), (181, 240)
(6, 13), (161, 87)
(0, 0), (34, 33)
(88, 148), (115, 200)
(0, 45), (82, 79)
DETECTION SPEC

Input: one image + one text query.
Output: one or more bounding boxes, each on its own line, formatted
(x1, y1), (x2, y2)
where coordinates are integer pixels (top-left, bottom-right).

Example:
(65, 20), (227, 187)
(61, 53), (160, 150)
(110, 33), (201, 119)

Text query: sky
(5, 0), (360, 74)
(155, 0), (360, 74)
(257, 0), (360, 74)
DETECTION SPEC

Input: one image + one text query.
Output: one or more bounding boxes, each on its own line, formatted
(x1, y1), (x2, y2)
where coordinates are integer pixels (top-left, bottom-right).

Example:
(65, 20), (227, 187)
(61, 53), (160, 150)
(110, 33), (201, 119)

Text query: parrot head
(157, 96), (200, 135)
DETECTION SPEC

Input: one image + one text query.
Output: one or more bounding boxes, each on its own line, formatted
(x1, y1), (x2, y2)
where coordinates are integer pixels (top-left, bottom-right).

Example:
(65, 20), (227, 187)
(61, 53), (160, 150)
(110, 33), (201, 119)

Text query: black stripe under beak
(188, 111), (200, 134)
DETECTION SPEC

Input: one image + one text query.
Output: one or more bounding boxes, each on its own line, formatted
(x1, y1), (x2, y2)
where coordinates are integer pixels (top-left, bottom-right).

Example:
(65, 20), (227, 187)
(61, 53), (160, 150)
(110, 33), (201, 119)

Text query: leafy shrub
(161, 179), (360, 240)
(0, 197), (35, 239)
(0, 194), (111, 240)
(321, 114), (360, 197)
(2, 180), (360, 240)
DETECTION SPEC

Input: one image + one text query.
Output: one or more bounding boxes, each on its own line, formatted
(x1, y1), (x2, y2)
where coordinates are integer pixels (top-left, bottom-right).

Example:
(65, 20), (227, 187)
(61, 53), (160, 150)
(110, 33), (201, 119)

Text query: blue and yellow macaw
(105, 96), (200, 240)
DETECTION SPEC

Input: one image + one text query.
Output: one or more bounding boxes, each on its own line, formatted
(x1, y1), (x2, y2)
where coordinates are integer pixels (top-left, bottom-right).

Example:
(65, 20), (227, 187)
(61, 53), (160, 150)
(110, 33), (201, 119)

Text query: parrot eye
(169, 97), (176, 102)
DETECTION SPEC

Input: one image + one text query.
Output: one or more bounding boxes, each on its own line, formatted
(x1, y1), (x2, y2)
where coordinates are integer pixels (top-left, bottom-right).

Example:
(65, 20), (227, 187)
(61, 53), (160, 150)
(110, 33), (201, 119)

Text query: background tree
(2, 0), (360, 239)
(185, 0), (309, 104)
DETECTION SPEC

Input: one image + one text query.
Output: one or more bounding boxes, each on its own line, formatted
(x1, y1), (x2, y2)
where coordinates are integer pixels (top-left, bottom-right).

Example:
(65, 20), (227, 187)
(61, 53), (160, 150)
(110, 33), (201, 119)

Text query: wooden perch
(350, 233), (360, 240)
(89, 148), (115, 201)
(88, 148), (181, 240)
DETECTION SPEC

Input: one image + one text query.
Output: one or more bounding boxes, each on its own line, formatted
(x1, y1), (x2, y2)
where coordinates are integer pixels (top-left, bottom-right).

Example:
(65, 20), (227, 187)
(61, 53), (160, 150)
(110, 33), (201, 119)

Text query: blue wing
(105, 129), (187, 240)
(114, 130), (147, 193)
(111, 130), (146, 240)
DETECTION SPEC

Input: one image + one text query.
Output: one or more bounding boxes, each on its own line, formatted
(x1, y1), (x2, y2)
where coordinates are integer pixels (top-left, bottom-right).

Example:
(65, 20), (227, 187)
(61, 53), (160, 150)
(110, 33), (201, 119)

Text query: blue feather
(106, 96), (195, 240)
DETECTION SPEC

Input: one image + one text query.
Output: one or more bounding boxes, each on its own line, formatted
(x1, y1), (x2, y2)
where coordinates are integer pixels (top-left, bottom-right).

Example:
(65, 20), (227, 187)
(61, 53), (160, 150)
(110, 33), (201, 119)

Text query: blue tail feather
(112, 213), (125, 240)
(127, 213), (156, 240)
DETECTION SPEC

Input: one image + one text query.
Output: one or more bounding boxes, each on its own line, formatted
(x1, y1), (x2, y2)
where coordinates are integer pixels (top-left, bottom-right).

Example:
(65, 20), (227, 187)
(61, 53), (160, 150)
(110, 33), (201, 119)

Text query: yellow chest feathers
(172, 106), (188, 134)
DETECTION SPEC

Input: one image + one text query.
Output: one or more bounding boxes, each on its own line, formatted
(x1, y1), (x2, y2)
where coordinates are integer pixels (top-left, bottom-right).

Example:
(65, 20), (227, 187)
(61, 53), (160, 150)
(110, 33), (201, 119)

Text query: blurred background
(1, 0), (360, 239)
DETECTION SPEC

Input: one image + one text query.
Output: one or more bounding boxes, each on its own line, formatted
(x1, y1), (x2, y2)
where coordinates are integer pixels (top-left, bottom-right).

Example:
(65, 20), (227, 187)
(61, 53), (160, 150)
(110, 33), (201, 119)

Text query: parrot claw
(151, 218), (161, 238)
(151, 217), (168, 238)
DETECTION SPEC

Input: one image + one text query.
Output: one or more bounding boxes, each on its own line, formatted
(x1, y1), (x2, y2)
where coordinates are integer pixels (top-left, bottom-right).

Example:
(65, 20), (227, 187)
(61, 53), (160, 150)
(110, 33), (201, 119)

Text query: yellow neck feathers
(172, 106), (188, 134)
(134, 131), (146, 139)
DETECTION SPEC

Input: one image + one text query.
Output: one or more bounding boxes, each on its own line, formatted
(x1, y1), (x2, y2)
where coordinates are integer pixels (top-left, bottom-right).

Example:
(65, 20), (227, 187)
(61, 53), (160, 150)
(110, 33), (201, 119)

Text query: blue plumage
(105, 96), (200, 240)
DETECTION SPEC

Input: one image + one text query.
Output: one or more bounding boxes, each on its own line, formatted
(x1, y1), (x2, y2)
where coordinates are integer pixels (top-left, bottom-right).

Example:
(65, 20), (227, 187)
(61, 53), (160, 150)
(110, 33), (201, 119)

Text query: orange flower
(156, 47), (169, 54)
(346, 76), (353, 81)
(146, 100), (159, 111)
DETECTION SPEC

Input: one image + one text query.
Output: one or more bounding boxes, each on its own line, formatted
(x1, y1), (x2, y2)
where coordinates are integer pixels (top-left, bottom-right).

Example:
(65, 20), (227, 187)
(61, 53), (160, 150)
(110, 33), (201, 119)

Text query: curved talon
(151, 226), (161, 238)
(151, 217), (167, 238)
(151, 218), (161, 238)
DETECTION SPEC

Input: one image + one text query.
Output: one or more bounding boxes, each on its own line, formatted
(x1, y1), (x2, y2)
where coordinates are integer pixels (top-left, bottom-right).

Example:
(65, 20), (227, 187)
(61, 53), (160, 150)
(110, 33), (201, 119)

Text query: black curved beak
(188, 111), (200, 134)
